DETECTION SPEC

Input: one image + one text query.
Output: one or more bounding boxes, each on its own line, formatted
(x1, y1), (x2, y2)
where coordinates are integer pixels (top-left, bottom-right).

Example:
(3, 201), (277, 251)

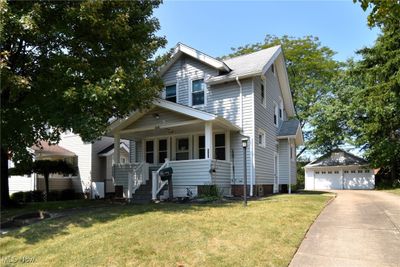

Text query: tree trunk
(44, 172), (50, 202)
(391, 159), (398, 181)
(1, 146), (10, 207)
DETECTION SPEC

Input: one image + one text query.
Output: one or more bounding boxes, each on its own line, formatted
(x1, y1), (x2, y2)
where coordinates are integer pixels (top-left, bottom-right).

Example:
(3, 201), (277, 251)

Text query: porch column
(205, 121), (213, 159)
(225, 130), (231, 161)
(114, 133), (120, 164)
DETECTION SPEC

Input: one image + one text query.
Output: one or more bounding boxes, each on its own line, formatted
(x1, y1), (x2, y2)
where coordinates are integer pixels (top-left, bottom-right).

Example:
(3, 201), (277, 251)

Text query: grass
(0, 193), (333, 267)
(381, 188), (400, 196)
(1, 199), (112, 223)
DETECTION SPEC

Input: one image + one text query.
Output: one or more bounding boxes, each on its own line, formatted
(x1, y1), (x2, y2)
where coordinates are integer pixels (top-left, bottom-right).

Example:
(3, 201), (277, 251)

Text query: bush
(60, 189), (75, 200)
(10, 191), (25, 203)
(31, 190), (44, 202)
(198, 185), (222, 199)
(46, 191), (61, 201)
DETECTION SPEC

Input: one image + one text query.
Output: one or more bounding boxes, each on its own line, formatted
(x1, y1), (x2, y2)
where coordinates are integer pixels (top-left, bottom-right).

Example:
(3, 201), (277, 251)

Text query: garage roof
(306, 149), (369, 168)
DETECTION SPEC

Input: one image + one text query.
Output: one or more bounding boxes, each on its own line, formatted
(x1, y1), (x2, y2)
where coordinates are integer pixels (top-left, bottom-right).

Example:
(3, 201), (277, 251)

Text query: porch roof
(108, 99), (240, 138)
(277, 119), (304, 145)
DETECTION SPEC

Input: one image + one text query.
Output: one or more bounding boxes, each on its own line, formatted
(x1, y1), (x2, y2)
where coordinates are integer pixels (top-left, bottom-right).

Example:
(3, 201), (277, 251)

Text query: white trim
(190, 78), (207, 107)
(119, 119), (202, 134)
(257, 128), (266, 148)
(98, 142), (129, 157)
(163, 80), (179, 103)
(159, 43), (230, 77)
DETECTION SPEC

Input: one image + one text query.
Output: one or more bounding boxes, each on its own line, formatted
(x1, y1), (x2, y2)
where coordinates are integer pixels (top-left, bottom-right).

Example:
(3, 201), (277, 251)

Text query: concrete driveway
(290, 190), (400, 267)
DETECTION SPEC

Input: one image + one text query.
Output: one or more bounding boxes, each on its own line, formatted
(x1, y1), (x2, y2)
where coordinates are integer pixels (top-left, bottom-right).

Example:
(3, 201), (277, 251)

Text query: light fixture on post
(242, 137), (249, 207)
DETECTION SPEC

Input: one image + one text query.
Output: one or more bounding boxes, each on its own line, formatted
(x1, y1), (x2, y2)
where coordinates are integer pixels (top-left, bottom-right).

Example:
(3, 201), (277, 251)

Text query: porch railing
(152, 159), (170, 200)
(127, 162), (149, 198)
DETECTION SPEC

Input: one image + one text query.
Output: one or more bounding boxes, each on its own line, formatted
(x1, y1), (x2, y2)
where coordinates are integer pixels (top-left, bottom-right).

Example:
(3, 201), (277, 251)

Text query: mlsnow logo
(1, 255), (36, 264)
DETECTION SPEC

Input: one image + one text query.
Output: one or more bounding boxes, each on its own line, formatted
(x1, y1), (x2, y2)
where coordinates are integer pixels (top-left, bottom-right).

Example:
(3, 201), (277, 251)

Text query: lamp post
(242, 137), (248, 207)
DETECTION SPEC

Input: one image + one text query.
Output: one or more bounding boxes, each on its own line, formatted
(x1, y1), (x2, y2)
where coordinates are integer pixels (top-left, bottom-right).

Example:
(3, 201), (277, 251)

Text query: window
(158, 139), (168, 163)
(365, 169), (370, 173)
(322, 171), (326, 174)
(328, 171), (332, 174)
(315, 171), (320, 174)
(165, 84), (177, 103)
(215, 134), (225, 160)
(351, 170), (356, 173)
(358, 170), (363, 173)
(279, 99), (283, 119)
(261, 83), (266, 107)
(121, 157), (127, 164)
(274, 102), (278, 126)
(258, 129), (266, 147)
(191, 79), (205, 106)
(344, 170), (349, 173)
(145, 140), (154, 163)
(198, 136), (205, 159)
(271, 63), (275, 75)
(334, 170), (339, 174)
(176, 138), (189, 160)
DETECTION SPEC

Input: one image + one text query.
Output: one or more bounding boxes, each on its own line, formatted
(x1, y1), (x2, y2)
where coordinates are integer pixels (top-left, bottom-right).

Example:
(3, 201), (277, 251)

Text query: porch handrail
(127, 162), (149, 198)
(152, 159), (170, 200)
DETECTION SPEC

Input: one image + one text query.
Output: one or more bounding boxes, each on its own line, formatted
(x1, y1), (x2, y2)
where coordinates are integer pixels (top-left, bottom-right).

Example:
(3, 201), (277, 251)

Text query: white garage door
(344, 170), (374, 189)
(314, 171), (342, 190)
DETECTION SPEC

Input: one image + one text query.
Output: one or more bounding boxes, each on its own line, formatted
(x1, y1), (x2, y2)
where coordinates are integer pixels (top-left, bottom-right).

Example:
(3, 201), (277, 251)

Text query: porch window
(176, 137), (189, 160)
(215, 134), (225, 160)
(198, 136), (205, 159)
(192, 79), (205, 106)
(165, 84), (177, 103)
(145, 140), (154, 163)
(159, 139), (168, 163)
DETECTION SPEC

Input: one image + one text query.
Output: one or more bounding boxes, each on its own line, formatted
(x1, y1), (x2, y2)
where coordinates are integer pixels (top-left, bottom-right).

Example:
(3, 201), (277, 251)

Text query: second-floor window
(274, 102), (278, 126)
(192, 79), (205, 106)
(261, 83), (266, 107)
(279, 99), (283, 119)
(165, 84), (177, 103)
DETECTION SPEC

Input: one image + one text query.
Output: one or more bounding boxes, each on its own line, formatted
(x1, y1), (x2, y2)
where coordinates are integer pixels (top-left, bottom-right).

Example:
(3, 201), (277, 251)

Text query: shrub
(46, 191), (61, 201)
(10, 191), (25, 203)
(60, 189), (75, 200)
(31, 190), (44, 202)
(198, 185), (222, 199)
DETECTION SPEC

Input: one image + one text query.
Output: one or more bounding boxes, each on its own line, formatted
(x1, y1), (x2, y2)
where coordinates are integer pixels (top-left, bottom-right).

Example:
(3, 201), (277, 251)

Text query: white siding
(91, 137), (115, 182)
(8, 176), (34, 194)
(278, 139), (290, 184)
(254, 68), (287, 185)
(168, 159), (212, 186)
(59, 134), (92, 191)
(162, 55), (219, 107)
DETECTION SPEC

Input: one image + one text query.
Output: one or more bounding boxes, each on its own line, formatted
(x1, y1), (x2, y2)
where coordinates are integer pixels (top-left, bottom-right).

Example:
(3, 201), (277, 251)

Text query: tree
(11, 160), (76, 201)
(0, 1), (166, 207)
(313, 1), (400, 179)
(222, 35), (341, 157)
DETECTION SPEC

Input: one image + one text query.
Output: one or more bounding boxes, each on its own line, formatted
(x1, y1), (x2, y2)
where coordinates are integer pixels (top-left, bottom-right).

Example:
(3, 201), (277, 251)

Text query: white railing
(127, 162), (149, 198)
(152, 159), (170, 200)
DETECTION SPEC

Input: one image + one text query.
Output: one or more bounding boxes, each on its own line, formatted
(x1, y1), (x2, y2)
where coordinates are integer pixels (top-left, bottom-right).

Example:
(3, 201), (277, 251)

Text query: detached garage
(305, 149), (375, 190)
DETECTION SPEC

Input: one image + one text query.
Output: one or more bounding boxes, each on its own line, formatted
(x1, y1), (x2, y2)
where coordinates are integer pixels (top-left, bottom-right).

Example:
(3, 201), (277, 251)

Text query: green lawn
(1, 193), (332, 267)
(382, 188), (400, 196)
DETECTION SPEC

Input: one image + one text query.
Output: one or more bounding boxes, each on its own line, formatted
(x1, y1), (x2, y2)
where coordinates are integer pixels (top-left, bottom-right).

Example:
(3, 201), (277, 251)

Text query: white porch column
(225, 130), (231, 161)
(205, 121), (213, 159)
(114, 133), (120, 164)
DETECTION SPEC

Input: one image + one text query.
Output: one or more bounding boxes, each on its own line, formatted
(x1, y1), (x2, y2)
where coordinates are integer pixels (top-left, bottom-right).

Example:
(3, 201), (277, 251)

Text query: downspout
(288, 137), (291, 194)
(236, 76), (243, 130)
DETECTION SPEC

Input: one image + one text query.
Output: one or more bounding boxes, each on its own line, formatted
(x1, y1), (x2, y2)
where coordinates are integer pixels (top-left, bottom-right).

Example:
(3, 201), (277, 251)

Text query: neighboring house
(304, 149), (375, 190)
(8, 136), (129, 197)
(109, 43), (303, 200)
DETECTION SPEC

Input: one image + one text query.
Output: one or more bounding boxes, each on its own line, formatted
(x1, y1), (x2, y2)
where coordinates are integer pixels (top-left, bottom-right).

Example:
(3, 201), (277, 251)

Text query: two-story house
(109, 43), (303, 200)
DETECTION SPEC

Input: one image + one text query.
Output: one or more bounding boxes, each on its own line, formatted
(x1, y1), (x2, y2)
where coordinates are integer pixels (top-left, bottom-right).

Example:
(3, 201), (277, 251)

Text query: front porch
(109, 100), (239, 200)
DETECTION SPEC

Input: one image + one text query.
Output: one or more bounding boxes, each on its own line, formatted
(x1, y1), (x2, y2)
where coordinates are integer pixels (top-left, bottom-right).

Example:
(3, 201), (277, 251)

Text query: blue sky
(154, 0), (379, 62)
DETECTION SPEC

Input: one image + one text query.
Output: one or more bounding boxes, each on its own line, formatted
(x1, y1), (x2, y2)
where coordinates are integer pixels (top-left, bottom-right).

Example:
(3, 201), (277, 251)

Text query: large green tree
(0, 0), (166, 207)
(222, 35), (341, 156)
(312, 1), (400, 179)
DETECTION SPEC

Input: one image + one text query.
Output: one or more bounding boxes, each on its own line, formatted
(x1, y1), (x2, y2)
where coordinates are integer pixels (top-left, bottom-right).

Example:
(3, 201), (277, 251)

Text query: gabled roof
(108, 98), (241, 134)
(306, 149), (369, 168)
(207, 45), (281, 84)
(277, 119), (303, 145)
(32, 141), (76, 157)
(159, 43), (230, 76)
(98, 142), (129, 157)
